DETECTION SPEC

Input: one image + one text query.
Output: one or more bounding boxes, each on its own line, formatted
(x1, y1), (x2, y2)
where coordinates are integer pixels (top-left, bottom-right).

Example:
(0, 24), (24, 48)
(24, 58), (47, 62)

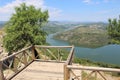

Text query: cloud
(48, 8), (62, 19)
(0, 0), (44, 21)
(83, 0), (110, 5)
(83, 0), (91, 3)
(0, 0), (62, 21)
(83, 0), (100, 5)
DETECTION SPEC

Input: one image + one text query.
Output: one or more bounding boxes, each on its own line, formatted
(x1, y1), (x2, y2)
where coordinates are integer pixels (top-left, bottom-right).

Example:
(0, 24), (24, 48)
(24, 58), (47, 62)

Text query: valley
(54, 24), (109, 48)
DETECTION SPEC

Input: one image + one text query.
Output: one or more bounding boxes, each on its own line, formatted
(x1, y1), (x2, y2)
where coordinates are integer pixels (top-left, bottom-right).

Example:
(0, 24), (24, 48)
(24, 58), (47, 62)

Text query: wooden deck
(12, 61), (65, 80)
(1, 45), (120, 80)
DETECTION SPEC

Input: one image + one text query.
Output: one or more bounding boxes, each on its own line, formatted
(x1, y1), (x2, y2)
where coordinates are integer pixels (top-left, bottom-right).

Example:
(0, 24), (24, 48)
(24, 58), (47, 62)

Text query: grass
(74, 57), (120, 68)
(82, 71), (97, 80)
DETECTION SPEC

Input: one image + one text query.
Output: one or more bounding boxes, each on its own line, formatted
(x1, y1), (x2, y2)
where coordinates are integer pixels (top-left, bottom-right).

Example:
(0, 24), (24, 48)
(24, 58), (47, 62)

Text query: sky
(0, 0), (120, 22)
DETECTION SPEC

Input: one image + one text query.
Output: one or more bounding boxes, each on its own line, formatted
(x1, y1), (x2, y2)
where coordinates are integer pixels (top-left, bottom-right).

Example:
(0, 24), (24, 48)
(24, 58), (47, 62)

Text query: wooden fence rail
(0, 45), (120, 80)
(63, 45), (120, 80)
(64, 46), (75, 80)
(0, 45), (35, 80)
(66, 65), (120, 80)
(0, 45), (73, 80)
(35, 45), (73, 61)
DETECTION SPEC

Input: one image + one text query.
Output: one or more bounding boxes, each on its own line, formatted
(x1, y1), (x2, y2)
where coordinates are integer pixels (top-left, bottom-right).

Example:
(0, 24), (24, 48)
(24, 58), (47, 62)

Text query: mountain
(42, 21), (80, 34)
(54, 25), (109, 48)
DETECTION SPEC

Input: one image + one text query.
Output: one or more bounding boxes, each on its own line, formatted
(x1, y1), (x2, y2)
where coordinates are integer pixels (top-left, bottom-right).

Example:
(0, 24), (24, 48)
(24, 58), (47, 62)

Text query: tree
(107, 15), (120, 44)
(3, 3), (49, 53)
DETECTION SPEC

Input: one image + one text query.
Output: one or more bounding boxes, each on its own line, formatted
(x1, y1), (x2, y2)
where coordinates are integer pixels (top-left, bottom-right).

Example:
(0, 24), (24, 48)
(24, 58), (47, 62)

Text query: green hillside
(42, 21), (79, 34)
(54, 26), (109, 48)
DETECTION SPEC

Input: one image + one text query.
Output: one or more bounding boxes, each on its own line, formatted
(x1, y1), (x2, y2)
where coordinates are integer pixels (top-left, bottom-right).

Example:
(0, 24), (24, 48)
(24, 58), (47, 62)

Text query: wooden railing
(67, 65), (120, 80)
(35, 45), (73, 62)
(0, 45), (120, 80)
(0, 45), (35, 80)
(64, 45), (120, 80)
(64, 46), (75, 80)
(0, 45), (73, 80)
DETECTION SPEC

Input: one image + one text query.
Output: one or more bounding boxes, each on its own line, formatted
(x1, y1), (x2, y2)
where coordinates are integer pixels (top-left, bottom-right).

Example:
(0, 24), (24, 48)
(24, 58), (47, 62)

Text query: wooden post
(95, 71), (97, 80)
(64, 64), (70, 80)
(31, 45), (35, 60)
(71, 49), (74, 65)
(23, 51), (28, 65)
(64, 64), (67, 80)
(0, 61), (4, 80)
(58, 49), (60, 61)
(80, 70), (82, 80)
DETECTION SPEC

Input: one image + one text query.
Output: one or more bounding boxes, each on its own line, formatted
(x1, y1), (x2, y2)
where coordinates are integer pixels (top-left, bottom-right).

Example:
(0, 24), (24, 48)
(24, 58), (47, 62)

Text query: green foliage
(37, 48), (69, 60)
(54, 26), (109, 48)
(3, 3), (49, 52)
(107, 16), (120, 44)
(74, 57), (120, 68)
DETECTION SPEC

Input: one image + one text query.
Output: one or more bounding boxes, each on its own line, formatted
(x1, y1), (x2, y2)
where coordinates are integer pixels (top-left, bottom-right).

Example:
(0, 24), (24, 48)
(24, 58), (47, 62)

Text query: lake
(46, 34), (120, 65)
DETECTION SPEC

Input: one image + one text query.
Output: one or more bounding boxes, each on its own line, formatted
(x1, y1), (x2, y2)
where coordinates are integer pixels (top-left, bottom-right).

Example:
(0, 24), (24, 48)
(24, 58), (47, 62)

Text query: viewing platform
(0, 45), (120, 80)
(13, 61), (64, 80)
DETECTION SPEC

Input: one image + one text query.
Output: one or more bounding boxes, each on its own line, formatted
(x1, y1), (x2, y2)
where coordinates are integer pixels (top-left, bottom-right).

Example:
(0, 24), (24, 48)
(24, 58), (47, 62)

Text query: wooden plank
(7, 60), (34, 80)
(1, 46), (32, 61)
(23, 51), (28, 65)
(95, 71), (97, 80)
(83, 71), (95, 80)
(67, 65), (120, 72)
(66, 46), (74, 65)
(12, 61), (64, 80)
(97, 71), (107, 80)
(46, 49), (58, 60)
(15, 56), (26, 66)
(31, 46), (35, 60)
(35, 59), (66, 63)
(35, 48), (45, 59)
(0, 61), (4, 80)
(70, 70), (80, 80)
(35, 45), (73, 48)
(64, 64), (70, 80)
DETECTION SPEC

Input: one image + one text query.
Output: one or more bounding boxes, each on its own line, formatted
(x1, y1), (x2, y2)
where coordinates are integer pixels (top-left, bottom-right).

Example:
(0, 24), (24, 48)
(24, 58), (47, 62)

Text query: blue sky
(0, 0), (120, 22)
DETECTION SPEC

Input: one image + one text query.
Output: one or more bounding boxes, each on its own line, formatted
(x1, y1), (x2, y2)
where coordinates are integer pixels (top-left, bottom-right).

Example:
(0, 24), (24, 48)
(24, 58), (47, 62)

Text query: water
(46, 34), (120, 65)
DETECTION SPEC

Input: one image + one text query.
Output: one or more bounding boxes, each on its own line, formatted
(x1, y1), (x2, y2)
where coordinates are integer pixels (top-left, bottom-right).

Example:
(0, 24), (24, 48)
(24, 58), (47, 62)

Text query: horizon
(0, 0), (120, 22)
(0, 20), (108, 23)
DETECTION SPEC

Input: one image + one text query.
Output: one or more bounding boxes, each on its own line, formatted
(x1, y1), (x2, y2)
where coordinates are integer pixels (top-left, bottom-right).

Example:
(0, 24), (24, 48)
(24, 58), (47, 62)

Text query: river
(46, 34), (120, 65)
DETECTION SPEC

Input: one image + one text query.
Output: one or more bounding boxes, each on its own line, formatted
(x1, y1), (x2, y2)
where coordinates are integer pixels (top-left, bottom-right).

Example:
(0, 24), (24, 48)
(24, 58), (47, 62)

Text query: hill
(42, 21), (79, 34)
(54, 25), (109, 48)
